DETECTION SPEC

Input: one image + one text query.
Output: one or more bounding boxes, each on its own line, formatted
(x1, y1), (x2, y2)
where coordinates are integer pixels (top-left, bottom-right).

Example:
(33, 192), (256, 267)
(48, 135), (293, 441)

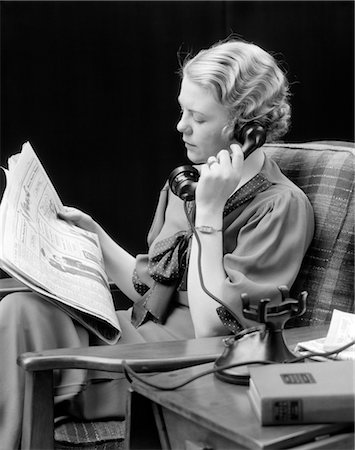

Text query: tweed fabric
(55, 419), (125, 448)
(55, 441), (123, 450)
(264, 142), (354, 326)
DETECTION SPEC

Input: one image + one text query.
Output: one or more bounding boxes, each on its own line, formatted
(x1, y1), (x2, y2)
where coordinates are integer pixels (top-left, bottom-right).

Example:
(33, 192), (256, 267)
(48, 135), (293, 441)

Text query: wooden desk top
(131, 325), (352, 450)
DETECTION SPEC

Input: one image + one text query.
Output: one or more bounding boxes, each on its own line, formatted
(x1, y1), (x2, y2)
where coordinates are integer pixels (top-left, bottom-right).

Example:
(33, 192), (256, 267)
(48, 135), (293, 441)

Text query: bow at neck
(148, 230), (192, 284)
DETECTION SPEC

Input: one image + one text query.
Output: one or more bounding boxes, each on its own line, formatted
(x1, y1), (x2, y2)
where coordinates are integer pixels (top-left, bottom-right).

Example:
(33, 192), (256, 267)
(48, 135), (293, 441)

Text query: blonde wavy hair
(180, 39), (291, 142)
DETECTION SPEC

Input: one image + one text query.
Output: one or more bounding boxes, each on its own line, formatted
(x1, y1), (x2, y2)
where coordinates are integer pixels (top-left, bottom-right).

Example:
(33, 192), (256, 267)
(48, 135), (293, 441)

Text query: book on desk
(248, 361), (354, 425)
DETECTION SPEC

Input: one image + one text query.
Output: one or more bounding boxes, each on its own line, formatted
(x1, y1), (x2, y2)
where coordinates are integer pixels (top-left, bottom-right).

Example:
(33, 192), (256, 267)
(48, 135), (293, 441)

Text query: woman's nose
(176, 116), (192, 135)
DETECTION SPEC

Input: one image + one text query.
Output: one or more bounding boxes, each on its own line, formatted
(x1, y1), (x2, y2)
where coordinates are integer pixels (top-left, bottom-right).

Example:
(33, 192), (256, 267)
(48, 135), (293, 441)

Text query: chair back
(264, 141), (354, 326)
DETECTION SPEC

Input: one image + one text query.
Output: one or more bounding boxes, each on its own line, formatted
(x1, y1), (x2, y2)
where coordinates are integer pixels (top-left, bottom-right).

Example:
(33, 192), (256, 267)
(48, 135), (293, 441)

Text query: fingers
(62, 206), (79, 213)
(206, 151), (229, 170)
(206, 144), (243, 170)
(57, 206), (82, 220)
(217, 149), (233, 166)
(206, 155), (219, 169)
(58, 206), (74, 216)
(229, 143), (244, 170)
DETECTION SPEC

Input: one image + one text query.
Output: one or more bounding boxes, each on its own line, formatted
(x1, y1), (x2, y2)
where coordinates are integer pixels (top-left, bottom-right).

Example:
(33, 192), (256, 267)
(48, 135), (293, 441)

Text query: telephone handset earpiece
(169, 122), (266, 201)
(234, 122), (266, 159)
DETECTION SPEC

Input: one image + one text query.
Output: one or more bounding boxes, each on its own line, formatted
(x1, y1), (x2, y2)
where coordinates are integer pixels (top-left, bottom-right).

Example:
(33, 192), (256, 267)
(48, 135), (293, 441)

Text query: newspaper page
(0, 142), (121, 344)
(295, 309), (355, 361)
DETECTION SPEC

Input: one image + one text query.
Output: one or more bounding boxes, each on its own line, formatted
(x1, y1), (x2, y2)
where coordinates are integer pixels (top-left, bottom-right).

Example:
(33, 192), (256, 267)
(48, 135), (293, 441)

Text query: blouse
(131, 155), (314, 330)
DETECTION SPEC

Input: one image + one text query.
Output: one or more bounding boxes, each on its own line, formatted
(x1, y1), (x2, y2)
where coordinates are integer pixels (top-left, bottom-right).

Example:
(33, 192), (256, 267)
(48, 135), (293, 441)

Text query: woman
(0, 39), (314, 449)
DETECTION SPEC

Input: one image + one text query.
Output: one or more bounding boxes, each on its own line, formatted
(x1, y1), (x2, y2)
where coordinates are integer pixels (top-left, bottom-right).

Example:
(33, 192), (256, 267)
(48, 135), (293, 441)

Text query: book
(0, 142), (121, 344)
(248, 361), (355, 425)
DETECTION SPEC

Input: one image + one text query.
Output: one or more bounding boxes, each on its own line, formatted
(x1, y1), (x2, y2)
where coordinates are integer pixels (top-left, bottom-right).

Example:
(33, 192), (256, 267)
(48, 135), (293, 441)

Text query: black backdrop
(1, 1), (354, 255)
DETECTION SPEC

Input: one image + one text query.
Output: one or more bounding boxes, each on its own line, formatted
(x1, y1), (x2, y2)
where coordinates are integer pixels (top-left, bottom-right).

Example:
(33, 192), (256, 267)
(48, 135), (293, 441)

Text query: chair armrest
(18, 336), (226, 373)
(18, 324), (329, 389)
(17, 325), (329, 374)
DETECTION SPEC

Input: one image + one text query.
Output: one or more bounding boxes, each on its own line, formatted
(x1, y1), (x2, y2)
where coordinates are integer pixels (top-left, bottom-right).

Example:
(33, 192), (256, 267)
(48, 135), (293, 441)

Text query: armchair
(1, 140), (354, 449)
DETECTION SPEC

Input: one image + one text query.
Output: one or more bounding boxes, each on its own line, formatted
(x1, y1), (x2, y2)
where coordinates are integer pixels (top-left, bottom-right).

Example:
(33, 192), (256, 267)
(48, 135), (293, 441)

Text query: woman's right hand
(58, 206), (98, 234)
(195, 143), (244, 215)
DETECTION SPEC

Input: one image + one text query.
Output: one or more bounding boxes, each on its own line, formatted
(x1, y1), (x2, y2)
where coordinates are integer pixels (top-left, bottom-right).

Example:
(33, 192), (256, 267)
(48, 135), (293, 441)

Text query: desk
(126, 326), (354, 450)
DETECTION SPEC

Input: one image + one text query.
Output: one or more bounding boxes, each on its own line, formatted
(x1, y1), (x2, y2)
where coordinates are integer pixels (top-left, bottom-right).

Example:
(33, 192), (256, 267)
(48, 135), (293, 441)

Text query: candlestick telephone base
(214, 286), (308, 385)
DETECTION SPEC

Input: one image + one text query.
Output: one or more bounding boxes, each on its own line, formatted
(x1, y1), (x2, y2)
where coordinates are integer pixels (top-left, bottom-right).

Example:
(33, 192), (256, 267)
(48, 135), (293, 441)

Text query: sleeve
(133, 183), (170, 295)
(220, 189), (314, 325)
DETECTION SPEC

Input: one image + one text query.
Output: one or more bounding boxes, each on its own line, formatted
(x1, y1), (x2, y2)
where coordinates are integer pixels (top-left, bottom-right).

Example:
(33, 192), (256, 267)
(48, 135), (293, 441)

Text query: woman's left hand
(195, 143), (244, 214)
(58, 206), (98, 234)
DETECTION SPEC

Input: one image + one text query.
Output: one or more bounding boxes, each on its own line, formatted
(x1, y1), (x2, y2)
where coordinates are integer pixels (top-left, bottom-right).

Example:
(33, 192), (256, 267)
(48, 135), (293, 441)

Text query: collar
(224, 172), (273, 217)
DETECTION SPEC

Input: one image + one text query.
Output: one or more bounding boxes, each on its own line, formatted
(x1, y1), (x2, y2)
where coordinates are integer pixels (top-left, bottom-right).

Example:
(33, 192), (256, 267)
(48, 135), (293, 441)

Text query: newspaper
(0, 142), (121, 344)
(295, 309), (355, 361)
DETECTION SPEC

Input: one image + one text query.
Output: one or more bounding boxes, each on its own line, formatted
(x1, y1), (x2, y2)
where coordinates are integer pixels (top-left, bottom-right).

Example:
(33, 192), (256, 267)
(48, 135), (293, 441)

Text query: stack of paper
(295, 309), (355, 361)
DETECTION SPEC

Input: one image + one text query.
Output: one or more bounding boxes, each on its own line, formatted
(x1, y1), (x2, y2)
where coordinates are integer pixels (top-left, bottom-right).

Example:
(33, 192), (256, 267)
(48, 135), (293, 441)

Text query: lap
(0, 291), (90, 349)
(116, 303), (195, 344)
(0, 290), (196, 421)
(1, 291), (195, 352)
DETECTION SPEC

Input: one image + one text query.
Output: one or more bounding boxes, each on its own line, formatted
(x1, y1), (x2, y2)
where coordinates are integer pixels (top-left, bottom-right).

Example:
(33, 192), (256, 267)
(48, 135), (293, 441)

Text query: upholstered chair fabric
(263, 142), (354, 326)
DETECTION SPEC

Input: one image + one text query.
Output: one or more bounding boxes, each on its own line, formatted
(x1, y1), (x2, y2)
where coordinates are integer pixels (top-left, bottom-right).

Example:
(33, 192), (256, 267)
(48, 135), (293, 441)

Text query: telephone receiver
(168, 123), (267, 201)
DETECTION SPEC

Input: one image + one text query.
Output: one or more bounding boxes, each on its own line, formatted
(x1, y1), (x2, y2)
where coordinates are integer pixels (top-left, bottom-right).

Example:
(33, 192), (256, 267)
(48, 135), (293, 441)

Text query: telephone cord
(122, 339), (355, 391)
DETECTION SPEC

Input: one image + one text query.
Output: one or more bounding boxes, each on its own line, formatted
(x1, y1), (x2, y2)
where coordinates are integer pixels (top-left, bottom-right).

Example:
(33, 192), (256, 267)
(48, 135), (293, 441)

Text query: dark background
(1, 1), (354, 255)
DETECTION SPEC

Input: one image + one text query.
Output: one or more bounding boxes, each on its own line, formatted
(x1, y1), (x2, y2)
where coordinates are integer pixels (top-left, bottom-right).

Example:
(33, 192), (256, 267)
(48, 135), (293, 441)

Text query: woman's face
(176, 77), (232, 164)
